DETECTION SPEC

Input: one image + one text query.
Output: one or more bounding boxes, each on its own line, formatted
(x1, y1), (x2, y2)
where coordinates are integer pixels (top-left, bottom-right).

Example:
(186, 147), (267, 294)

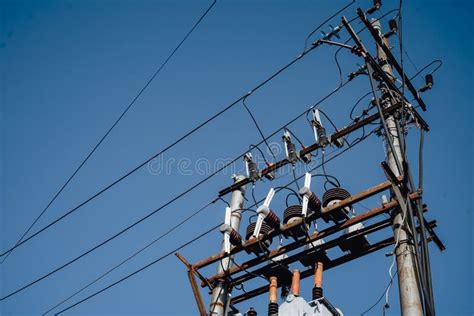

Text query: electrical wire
(0, 30), (323, 258)
(360, 270), (398, 315)
(249, 144), (269, 164)
(1, 68), (354, 302)
(42, 198), (219, 315)
(53, 224), (219, 315)
(52, 126), (377, 315)
(321, 150), (340, 191)
(409, 59), (443, 81)
(292, 167), (301, 192)
(302, 0), (356, 53)
(317, 109), (339, 132)
(283, 127), (305, 147)
(243, 98), (277, 162)
(0, 0), (218, 264)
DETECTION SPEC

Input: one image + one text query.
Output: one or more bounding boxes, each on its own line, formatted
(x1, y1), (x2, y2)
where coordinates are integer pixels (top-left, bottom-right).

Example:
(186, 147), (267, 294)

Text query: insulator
(283, 205), (307, 238)
(229, 228), (242, 247)
(317, 126), (328, 147)
(322, 187), (351, 207)
(245, 222), (273, 253)
(312, 286), (323, 300)
(265, 210), (281, 229)
(268, 302), (279, 316)
(388, 19), (398, 32)
(322, 187), (352, 223)
(247, 307), (258, 316)
(286, 142), (298, 163)
(426, 74), (433, 86)
(283, 205), (303, 224)
(308, 192), (322, 214)
(248, 160), (259, 181)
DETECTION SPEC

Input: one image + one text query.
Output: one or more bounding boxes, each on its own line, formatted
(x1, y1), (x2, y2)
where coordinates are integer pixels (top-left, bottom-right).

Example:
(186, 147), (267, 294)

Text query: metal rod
(175, 252), (207, 316)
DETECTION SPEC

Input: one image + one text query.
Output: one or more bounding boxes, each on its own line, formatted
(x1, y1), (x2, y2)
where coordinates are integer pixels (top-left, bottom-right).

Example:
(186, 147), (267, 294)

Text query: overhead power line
(0, 0), (218, 264)
(54, 224), (220, 315)
(51, 130), (376, 315)
(2, 6), (392, 302)
(0, 49), (352, 302)
(42, 199), (219, 315)
(0, 29), (320, 259)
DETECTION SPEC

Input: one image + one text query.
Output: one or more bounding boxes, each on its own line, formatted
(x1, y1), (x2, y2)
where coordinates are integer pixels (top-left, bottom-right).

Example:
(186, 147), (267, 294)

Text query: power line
(360, 271), (399, 315)
(42, 199), (218, 315)
(53, 224), (220, 315)
(242, 97), (277, 162)
(0, 0), (218, 264)
(0, 33), (321, 258)
(0, 69), (352, 302)
(51, 130), (375, 315)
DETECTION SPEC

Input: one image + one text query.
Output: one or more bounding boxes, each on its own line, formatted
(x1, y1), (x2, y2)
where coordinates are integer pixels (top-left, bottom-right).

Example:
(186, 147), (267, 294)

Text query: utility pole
(372, 19), (423, 316)
(209, 175), (247, 316)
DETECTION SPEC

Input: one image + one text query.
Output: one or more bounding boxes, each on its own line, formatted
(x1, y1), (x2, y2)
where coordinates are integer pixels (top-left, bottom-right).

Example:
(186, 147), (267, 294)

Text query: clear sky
(1, 0), (472, 315)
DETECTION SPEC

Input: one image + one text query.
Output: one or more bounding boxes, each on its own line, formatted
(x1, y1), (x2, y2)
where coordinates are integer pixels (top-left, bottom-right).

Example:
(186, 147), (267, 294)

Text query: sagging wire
(283, 127), (305, 147)
(249, 144), (270, 165)
(55, 122), (378, 316)
(285, 193), (301, 207)
(360, 270), (399, 315)
(243, 97), (277, 162)
(321, 149), (341, 191)
(409, 59), (442, 81)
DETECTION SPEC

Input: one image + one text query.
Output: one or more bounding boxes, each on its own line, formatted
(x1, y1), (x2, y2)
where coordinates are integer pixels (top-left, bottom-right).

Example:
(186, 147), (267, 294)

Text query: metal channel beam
(194, 180), (410, 272)
(202, 192), (420, 287)
(230, 221), (438, 305)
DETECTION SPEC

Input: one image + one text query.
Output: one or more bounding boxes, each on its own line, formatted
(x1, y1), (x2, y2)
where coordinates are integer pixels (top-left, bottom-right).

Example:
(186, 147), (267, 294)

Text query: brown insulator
(269, 277), (278, 304)
(308, 192), (322, 213)
(229, 228), (242, 247)
(265, 210), (281, 229)
(291, 269), (301, 296)
(313, 262), (323, 288)
(312, 262), (324, 300)
(283, 205), (303, 224)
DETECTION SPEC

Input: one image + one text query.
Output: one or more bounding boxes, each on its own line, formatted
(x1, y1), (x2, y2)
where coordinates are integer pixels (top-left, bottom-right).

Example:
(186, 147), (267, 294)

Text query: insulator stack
(283, 205), (307, 238)
(268, 276), (279, 316)
(291, 269), (301, 296)
(265, 210), (281, 230)
(267, 303), (278, 316)
(247, 307), (258, 316)
(307, 192), (322, 214)
(317, 126), (328, 147)
(229, 228), (243, 247)
(283, 205), (303, 224)
(312, 262), (324, 300)
(322, 187), (352, 223)
(245, 222), (273, 253)
(312, 286), (323, 300)
(248, 160), (259, 181)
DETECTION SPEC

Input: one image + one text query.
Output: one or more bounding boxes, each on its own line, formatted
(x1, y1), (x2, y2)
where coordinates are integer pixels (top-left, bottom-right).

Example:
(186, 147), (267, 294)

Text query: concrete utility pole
(209, 175), (247, 316)
(372, 20), (423, 316)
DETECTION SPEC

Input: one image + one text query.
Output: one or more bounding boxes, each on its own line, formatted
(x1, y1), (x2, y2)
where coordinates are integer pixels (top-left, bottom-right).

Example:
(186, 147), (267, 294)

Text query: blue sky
(1, 0), (472, 315)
